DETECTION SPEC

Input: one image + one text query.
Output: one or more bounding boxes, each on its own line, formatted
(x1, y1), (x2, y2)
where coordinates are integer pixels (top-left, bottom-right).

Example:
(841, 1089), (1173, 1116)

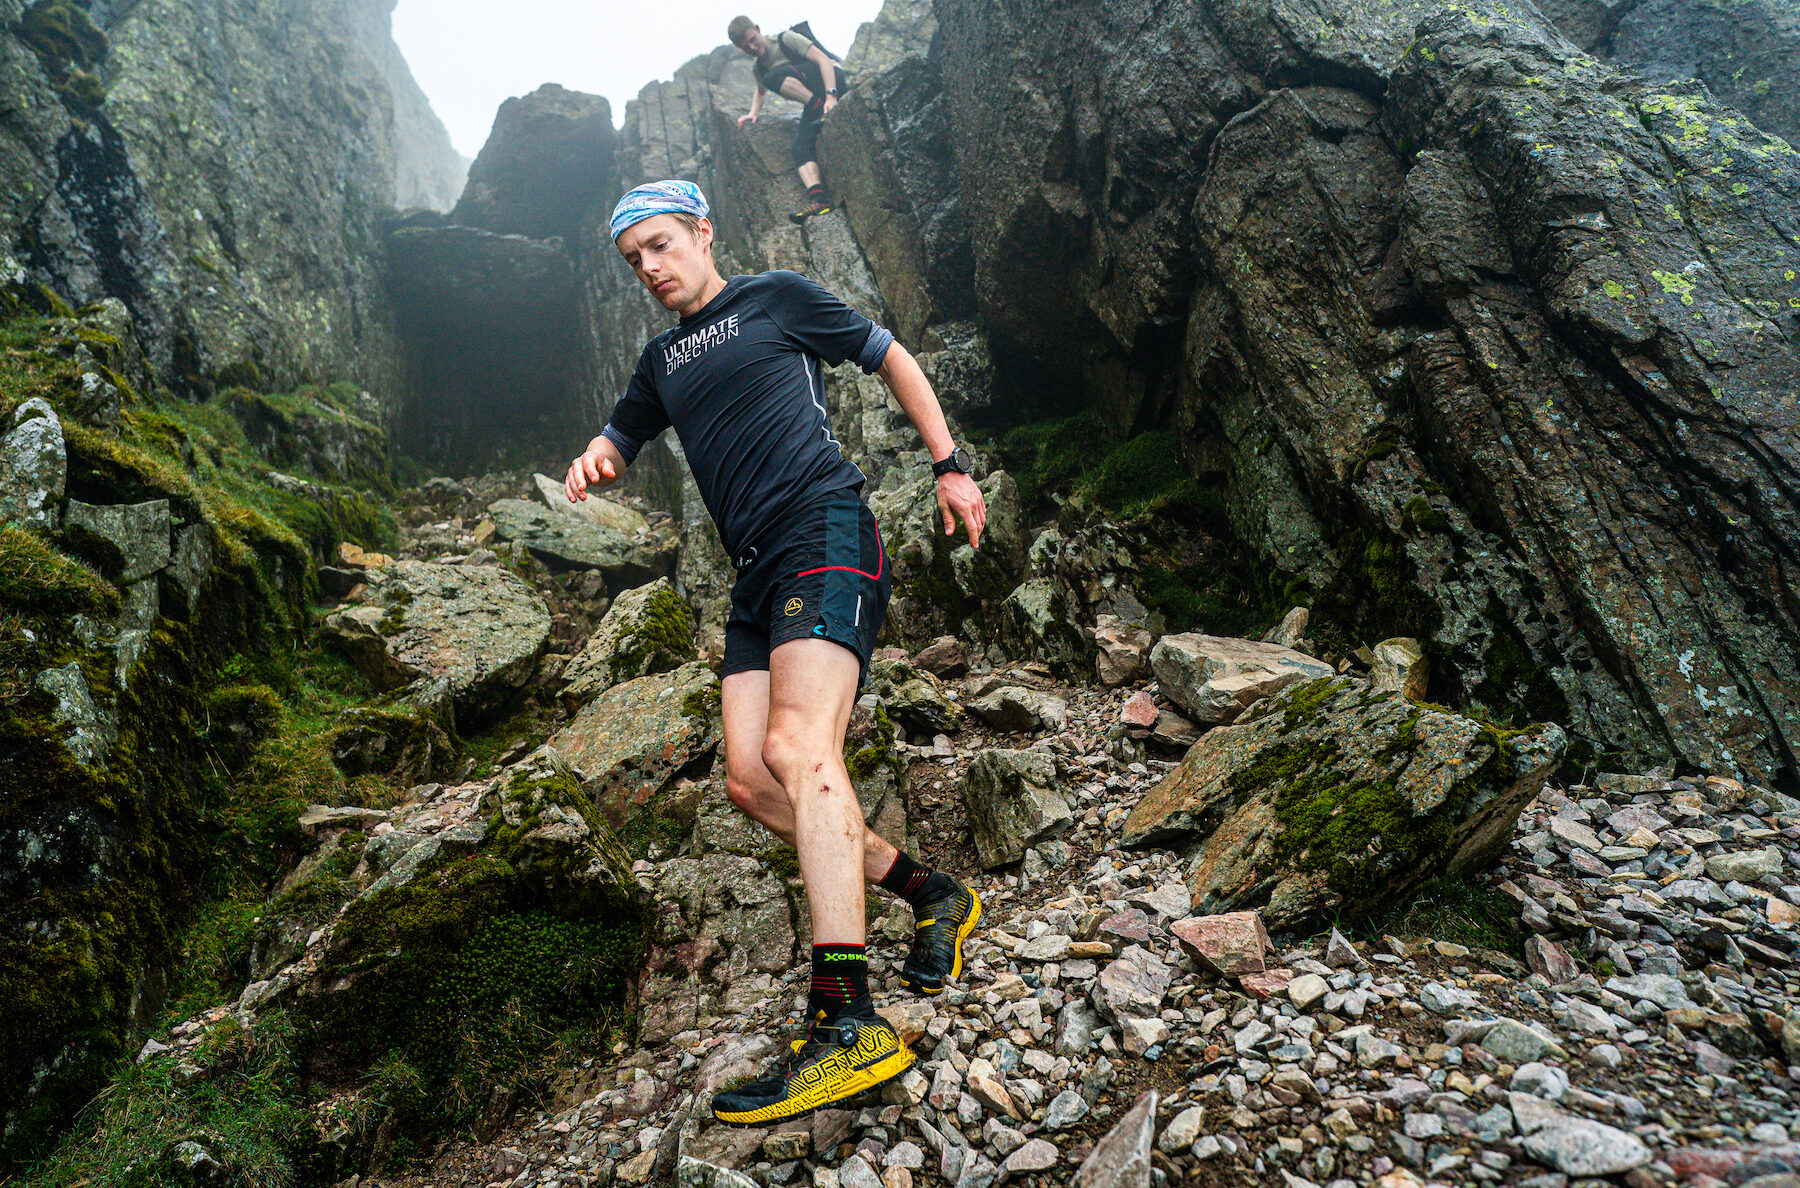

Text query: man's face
(616, 213), (713, 311)
(735, 26), (767, 56)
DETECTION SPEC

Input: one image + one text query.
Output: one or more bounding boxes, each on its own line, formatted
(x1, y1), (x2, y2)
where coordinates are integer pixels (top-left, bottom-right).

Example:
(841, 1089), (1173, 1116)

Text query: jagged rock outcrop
(1543, 0), (1799, 147)
(2, 0), (459, 396)
(387, 86), (614, 471)
(343, 0), (468, 210)
(928, 0), (1800, 786)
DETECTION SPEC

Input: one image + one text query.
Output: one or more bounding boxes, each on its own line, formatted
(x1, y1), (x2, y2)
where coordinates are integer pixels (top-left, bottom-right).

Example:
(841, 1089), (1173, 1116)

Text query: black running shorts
(722, 491), (891, 685)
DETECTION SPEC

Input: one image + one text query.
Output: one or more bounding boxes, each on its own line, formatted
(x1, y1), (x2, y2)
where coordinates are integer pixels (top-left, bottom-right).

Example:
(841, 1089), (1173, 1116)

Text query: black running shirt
(601, 270), (893, 558)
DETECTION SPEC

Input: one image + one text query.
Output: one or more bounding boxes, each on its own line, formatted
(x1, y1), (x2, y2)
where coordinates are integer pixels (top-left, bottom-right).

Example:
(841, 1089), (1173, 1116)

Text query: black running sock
(809, 944), (869, 1020)
(878, 852), (954, 911)
(806, 183), (830, 204)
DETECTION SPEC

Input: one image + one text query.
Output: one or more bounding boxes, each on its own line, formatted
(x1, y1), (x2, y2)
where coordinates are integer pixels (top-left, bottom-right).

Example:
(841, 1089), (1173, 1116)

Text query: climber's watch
(932, 447), (973, 478)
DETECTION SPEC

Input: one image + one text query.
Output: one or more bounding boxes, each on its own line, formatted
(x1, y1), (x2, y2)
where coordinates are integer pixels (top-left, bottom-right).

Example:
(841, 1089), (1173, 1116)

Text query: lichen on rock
(1124, 677), (1565, 927)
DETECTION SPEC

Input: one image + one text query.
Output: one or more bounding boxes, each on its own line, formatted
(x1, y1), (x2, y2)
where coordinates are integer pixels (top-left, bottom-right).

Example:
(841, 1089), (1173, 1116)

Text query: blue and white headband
(610, 179), (710, 241)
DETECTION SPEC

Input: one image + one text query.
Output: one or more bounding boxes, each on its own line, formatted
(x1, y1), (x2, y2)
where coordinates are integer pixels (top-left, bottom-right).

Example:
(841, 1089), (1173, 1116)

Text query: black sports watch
(931, 447), (972, 478)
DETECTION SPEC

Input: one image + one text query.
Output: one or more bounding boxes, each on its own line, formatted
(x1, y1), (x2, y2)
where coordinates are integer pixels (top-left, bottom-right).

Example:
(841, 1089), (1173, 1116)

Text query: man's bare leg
(722, 668), (897, 883)
(759, 639), (867, 944)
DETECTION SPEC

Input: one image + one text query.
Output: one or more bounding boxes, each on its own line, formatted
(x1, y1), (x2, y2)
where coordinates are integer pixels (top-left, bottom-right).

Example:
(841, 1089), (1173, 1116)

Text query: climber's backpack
(786, 20), (841, 64)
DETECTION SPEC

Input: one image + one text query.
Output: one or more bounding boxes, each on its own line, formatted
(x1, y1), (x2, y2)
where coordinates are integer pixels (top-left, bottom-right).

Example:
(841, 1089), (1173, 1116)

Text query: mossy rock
(329, 705), (455, 783)
(297, 754), (643, 1149)
(558, 578), (697, 707)
(1122, 677), (1566, 928)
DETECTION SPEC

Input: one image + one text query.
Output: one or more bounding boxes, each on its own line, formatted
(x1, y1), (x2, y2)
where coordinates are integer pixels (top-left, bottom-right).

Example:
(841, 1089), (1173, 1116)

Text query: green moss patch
(0, 525), (120, 615)
(12, 1013), (324, 1188)
(302, 853), (642, 1155)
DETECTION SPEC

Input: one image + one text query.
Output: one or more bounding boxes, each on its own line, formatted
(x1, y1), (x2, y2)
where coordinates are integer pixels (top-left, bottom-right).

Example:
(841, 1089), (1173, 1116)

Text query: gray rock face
(932, 0), (1800, 786)
(488, 497), (677, 586)
(4, 0), (421, 395)
(547, 661), (721, 832)
(0, 398), (66, 530)
(1603, 0), (1800, 148)
(387, 228), (585, 472)
(1123, 677), (1565, 927)
(62, 499), (170, 582)
(1149, 634), (1334, 726)
(959, 749), (1073, 869)
(324, 560), (551, 723)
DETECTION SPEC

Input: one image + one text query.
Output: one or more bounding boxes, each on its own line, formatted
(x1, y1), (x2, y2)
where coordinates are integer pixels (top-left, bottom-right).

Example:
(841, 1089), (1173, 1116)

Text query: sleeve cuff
(600, 423), (644, 466)
(857, 325), (895, 374)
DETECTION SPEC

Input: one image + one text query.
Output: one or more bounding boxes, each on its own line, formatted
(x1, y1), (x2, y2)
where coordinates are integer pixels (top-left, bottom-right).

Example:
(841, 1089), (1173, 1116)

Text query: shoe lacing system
(908, 891), (966, 969)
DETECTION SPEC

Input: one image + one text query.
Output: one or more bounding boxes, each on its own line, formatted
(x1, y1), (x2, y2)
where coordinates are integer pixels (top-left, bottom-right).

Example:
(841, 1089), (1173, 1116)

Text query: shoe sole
(900, 887), (982, 996)
(711, 1045), (914, 1127)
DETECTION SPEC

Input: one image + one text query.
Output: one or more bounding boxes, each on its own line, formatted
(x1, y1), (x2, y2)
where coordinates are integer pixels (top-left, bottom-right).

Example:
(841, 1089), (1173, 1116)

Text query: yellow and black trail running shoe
(898, 877), (981, 995)
(711, 1011), (914, 1126)
(788, 198), (835, 224)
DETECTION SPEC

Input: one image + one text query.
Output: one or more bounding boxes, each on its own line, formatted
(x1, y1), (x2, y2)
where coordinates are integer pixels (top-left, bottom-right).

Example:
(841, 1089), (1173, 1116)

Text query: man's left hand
(938, 472), (986, 550)
(822, 93), (838, 115)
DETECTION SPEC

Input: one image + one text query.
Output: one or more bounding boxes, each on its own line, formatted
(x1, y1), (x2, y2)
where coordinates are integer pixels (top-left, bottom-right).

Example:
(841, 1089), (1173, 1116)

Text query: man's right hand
(564, 449), (618, 502)
(737, 112), (757, 127)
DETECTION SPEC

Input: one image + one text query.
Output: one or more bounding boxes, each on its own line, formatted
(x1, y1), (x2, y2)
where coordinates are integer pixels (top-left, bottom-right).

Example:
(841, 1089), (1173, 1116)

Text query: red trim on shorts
(795, 520), (884, 581)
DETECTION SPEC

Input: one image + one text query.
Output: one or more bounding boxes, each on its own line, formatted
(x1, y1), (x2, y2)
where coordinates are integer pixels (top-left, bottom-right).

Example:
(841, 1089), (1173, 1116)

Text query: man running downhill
(565, 180), (986, 1124)
(728, 15), (847, 223)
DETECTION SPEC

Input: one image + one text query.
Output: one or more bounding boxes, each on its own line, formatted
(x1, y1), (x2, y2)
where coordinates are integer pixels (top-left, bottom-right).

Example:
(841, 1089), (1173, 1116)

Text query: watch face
(954, 447), (972, 472)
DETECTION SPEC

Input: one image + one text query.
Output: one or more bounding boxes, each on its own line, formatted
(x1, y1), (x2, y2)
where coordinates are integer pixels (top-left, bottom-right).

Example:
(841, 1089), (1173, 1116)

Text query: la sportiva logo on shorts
(784, 597), (804, 617)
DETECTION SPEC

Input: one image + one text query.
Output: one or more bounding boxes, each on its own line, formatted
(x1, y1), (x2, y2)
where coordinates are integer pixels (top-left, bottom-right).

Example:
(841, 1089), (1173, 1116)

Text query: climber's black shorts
(722, 490), (891, 687)
(761, 62), (849, 168)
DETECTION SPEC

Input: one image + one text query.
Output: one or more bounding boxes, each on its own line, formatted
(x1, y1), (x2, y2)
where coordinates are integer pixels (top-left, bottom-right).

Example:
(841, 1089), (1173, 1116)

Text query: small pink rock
(1168, 910), (1270, 976)
(914, 636), (969, 678)
(1121, 691), (1159, 728)
(1238, 968), (1295, 999)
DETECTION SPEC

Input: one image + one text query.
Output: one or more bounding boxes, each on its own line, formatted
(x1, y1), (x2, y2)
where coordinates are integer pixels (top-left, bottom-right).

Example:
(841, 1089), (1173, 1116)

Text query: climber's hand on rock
(938, 471), (986, 551)
(565, 449), (617, 502)
(822, 94), (838, 116)
(738, 112), (757, 127)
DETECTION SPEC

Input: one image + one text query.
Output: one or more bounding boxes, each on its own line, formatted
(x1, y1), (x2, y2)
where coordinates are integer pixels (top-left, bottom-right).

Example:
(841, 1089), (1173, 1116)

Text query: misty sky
(392, 2), (884, 159)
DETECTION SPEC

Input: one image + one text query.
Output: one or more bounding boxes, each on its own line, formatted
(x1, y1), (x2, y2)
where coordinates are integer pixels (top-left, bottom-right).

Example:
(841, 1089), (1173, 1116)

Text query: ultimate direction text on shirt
(665, 314), (742, 375)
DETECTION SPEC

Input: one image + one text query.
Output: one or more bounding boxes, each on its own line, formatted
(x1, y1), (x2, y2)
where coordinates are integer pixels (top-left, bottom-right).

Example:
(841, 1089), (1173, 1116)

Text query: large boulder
(531, 472), (647, 535)
(1149, 634), (1335, 726)
(488, 497), (677, 587)
(959, 749), (1073, 869)
(451, 84), (615, 241)
(293, 748), (643, 1105)
(548, 662), (722, 833)
(323, 560), (551, 724)
(559, 578), (698, 707)
(1122, 677), (1565, 927)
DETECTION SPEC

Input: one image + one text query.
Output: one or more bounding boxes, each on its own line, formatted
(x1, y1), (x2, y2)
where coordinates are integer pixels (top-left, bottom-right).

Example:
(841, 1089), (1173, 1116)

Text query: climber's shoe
(897, 876), (981, 995)
(789, 198), (835, 224)
(711, 1005), (914, 1126)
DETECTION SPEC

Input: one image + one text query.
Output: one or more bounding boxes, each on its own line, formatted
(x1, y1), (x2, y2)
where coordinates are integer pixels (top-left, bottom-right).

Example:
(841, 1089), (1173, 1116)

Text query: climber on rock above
(565, 180), (987, 1125)
(728, 14), (848, 224)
